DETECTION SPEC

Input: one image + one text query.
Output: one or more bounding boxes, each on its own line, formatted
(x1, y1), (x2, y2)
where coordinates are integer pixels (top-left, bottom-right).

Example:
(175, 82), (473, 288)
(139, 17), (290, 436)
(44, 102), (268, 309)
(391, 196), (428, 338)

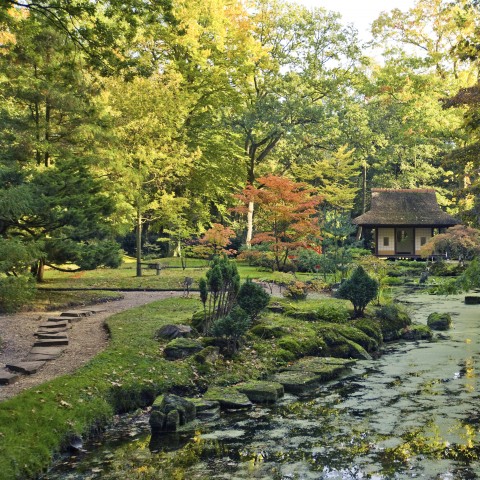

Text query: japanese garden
(1, 0), (480, 479)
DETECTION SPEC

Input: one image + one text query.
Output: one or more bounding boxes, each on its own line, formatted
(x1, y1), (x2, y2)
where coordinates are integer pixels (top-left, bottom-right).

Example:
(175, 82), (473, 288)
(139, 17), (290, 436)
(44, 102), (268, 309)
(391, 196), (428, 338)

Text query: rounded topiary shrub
(427, 312), (452, 330)
(236, 278), (270, 321)
(337, 266), (378, 317)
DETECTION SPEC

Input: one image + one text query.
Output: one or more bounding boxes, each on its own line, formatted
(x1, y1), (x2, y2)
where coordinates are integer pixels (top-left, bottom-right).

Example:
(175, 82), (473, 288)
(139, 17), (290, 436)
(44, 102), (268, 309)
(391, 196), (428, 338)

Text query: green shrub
(337, 266), (378, 317)
(0, 275), (36, 313)
(211, 306), (251, 355)
(296, 248), (323, 273)
(283, 281), (308, 300)
(375, 303), (412, 341)
(236, 278), (270, 321)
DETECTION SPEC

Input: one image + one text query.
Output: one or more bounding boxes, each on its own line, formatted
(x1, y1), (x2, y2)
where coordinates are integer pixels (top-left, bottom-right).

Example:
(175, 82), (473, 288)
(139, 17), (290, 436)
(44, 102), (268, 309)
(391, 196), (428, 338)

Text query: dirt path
(0, 291), (185, 401)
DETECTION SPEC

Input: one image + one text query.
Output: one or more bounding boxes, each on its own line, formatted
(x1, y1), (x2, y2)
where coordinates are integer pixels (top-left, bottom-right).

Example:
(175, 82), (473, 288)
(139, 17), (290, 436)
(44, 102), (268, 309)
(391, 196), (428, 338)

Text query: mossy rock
(164, 338), (204, 360)
(284, 357), (354, 380)
(318, 326), (372, 359)
(249, 323), (286, 339)
(270, 371), (323, 393)
(236, 381), (284, 404)
(193, 346), (220, 364)
(274, 348), (296, 363)
(203, 387), (253, 410)
(427, 312), (452, 331)
(267, 302), (286, 313)
(191, 311), (206, 331)
(465, 296), (480, 305)
(376, 304), (412, 341)
(277, 337), (303, 356)
(352, 319), (383, 345)
(150, 394), (196, 432)
(400, 324), (433, 341)
(334, 324), (379, 352)
(186, 398), (221, 420)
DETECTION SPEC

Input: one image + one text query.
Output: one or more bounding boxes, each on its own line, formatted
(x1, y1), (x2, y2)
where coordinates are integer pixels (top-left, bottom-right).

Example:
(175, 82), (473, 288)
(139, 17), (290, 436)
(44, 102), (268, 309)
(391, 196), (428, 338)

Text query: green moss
(427, 312), (452, 330)
(376, 303), (412, 341)
(352, 319), (383, 346)
(277, 337), (303, 356)
(249, 323), (286, 338)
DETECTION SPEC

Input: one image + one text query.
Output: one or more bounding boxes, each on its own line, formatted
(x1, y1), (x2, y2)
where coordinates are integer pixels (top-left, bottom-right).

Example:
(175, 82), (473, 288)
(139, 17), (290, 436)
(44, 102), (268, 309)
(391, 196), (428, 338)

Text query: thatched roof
(352, 189), (459, 227)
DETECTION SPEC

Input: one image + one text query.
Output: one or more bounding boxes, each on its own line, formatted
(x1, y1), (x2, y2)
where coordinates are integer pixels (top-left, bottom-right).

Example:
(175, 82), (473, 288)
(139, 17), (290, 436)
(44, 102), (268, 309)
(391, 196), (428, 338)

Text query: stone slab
(40, 321), (69, 329)
(36, 327), (69, 335)
(271, 371), (324, 394)
(35, 332), (69, 340)
(25, 353), (59, 362)
(87, 307), (107, 313)
(0, 370), (19, 385)
(34, 338), (69, 347)
(29, 346), (65, 356)
(61, 310), (92, 317)
(47, 317), (75, 323)
(6, 361), (46, 374)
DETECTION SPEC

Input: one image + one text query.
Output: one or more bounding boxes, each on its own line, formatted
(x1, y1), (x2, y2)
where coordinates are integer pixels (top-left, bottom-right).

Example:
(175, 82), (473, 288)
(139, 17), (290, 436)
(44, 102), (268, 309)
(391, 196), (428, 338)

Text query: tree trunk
(136, 206), (142, 277)
(356, 161), (367, 241)
(36, 258), (45, 283)
(246, 200), (254, 248)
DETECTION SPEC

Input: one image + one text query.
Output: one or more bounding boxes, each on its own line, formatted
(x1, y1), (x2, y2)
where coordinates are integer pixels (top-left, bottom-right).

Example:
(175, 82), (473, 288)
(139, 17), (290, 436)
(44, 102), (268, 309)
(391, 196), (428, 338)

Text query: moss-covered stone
(400, 324), (433, 341)
(149, 394), (197, 432)
(249, 323), (286, 338)
(352, 319), (383, 345)
(186, 398), (221, 420)
(284, 356), (355, 381)
(270, 371), (323, 393)
(203, 387), (253, 410)
(193, 346), (220, 364)
(465, 295), (480, 305)
(236, 381), (284, 403)
(427, 312), (452, 331)
(376, 304), (412, 341)
(164, 338), (204, 360)
(277, 337), (303, 357)
(318, 326), (372, 360)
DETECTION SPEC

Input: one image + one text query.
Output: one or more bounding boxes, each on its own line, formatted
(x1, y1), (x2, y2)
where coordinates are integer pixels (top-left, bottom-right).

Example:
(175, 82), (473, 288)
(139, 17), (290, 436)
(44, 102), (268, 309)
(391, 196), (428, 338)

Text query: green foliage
(0, 275), (36, 313)
(337, 266), (378, 317)
(296, 248), (323, 273)
(211, 306), (251, 355)
(236, 278), (270, 321)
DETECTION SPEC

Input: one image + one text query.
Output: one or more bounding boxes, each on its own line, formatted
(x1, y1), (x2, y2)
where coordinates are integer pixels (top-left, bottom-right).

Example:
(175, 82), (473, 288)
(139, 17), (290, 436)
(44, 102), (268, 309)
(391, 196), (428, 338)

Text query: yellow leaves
(59, 400), (72, 408)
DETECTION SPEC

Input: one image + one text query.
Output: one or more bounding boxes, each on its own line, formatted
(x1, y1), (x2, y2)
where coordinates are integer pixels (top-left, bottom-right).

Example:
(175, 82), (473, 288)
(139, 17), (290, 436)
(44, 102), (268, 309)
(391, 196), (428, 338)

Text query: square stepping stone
(33, 338), (69, 347)
(6, 361), (46, 375)
(0, 370), (19, 385)
(61, 310), (91, 317)
(35, 332), (68, 340)
(36, 327), (69, 335)
(40, 321), (69, 329)
(88, 307), (107, 313)
(29, 346), (65, 356)
(47, 317), (75, 324)
(25, 353), (59, 362)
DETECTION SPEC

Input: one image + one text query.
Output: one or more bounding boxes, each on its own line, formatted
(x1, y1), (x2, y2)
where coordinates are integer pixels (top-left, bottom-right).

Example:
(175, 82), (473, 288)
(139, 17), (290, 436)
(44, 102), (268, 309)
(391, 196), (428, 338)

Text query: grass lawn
(28, 290), (124, 311)
(40, 257), (318, 291)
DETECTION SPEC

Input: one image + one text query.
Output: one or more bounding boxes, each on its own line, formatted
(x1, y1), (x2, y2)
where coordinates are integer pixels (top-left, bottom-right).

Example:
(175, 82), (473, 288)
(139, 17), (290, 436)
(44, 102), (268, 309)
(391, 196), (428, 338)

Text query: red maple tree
(235, 175), (323, 270)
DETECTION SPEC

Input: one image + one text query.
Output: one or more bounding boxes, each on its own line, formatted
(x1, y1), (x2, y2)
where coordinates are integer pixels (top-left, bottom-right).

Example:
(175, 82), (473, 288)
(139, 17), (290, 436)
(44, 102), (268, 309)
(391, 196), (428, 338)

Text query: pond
(44, 292), (480, 479)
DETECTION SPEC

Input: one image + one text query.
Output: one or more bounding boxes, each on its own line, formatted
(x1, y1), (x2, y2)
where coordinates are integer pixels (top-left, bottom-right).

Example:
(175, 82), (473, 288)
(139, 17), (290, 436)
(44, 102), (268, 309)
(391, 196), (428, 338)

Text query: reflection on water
(44, 293), (480, 479)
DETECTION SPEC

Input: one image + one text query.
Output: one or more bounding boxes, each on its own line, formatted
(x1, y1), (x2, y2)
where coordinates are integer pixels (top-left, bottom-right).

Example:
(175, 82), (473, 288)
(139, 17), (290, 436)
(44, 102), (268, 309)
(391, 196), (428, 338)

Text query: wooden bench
(141, 263), (162, 275)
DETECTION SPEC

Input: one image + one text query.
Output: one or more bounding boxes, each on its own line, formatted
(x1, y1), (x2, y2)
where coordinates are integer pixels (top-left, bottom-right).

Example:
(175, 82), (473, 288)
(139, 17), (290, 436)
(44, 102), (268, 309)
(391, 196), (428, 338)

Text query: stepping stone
(36, 327), (69, 335)
(283, 357), (354, 381)
(236, 381), (284, 404)
(29, 346), (65, 356)
(33, 338), (69, 347)
(0, 370), (19, 385)
(6, 361), (46, 375)
(25, 353), (60, 362)
(35, 332), (68, 340)
(40, 321), (69, 329)
(61, 310), (92, 317)
(47, 316), (76, 324)
(88, 307), (107, 313)
(270, 371), (324, 394)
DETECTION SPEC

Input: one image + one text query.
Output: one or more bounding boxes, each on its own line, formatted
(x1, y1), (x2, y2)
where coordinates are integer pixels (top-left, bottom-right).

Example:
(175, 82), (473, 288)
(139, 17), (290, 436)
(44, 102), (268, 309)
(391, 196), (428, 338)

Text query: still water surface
(46, 293), (480, 479)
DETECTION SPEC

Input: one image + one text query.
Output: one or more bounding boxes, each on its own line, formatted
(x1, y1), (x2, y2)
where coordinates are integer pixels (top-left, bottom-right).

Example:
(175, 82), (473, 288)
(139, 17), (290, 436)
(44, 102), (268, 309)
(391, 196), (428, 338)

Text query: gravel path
(0, 291), (185, 401)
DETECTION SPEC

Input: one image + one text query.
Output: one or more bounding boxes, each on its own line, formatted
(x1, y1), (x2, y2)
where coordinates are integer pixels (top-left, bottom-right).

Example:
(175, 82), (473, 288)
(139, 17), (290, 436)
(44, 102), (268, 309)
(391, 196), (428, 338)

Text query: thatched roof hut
(353, 189), (459, 258)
